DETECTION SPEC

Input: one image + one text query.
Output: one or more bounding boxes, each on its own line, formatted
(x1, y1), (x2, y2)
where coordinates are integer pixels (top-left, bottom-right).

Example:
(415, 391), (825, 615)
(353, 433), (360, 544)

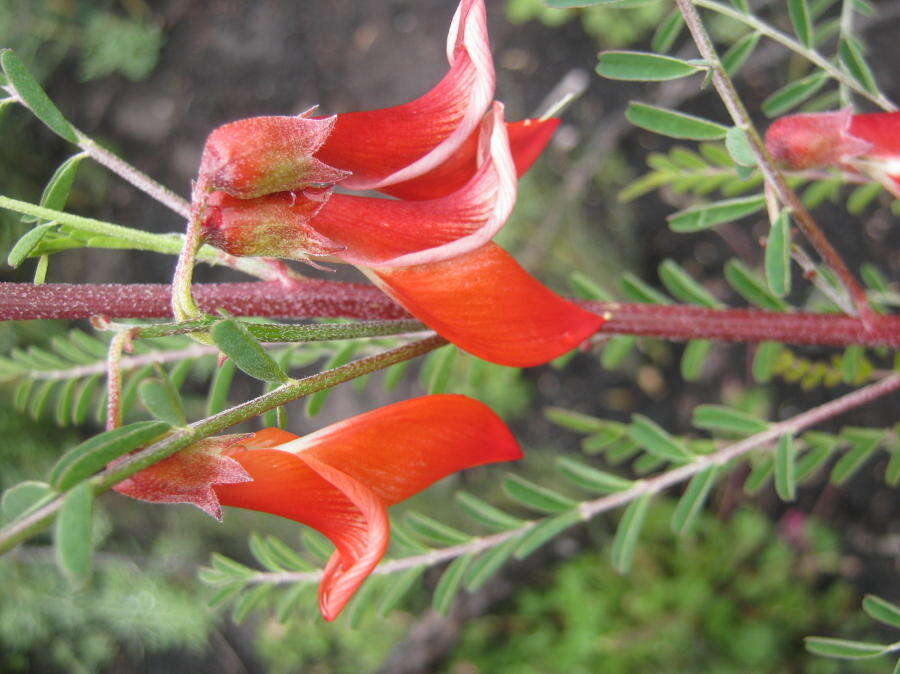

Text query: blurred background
(0, 0), (897, 672)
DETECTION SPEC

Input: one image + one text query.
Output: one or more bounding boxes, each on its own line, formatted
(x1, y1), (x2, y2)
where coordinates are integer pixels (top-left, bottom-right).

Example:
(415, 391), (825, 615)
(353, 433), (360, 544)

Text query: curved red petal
(764, 109), (872, 169)
(315, 0), (494, 189)
(368, 243), (604, 367)
(309, 104), (515, 267)
(849, 111), (900, 157)
(277, 394), (522, 505)
(213, 448), (389, 621)
(382, 117), (561, 201)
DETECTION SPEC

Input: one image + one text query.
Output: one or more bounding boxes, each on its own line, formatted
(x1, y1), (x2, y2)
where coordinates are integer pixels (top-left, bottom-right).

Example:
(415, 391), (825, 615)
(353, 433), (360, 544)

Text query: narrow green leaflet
(556, 457), (634, 493)
(725, 259), (791, 311)
(596, 51), (702, 81)
(671, 465), (718, 535)
(626, 102), (728, 141)
(568, 270), (614, 301)
(841, 344), (864, 384)
(465, 536), (520, 592)
(232, 585), (274, 624)
(1, 480), (55, 522)
(38, 152), (86, 213)
(620, 272), (673, 304)
(838, 38), (878, 94)
(805, 637), (889, 659)
(774, 434), (797, 501)
(831, 428), (884, 485)
(762, 72), (828, 117)
(544, 407), (607, 434)
(1, 50), (78, 142)
(629, 414), (692, 462)
(725, 127), (755, 167)
(669, 195), (766, 232)
(377, 566), (425, 616)
(515, 510), (581, 559)
(744, 456), (774, 494)
(601, 336), (636, 369)
(787, 0), (814, 46)
(651, 10), (685, 53)
(405, 511), (471, 546)
(211, 318), (288, 383)
(862, 595), (900, 630)
(49, 420), (172, 490)
(692, 404), (769, 435)
(206, 358), (236, 416)
(681, 340), (712, 382)
(305, 341), (358, 416)
(455, 491), (525, 532)
(765, 211), (792, 297)
(427, 345), (456, 394)
(611, 492), (652, 573)
(433, 554), (475, 615)
(503, 475), (576, 514)
(139, 377), (186, 427)
(722, 32), (760, 76)
(658, 259), (722, 308)
(54, 482), (94, 588)
(7, 223), (56, 268)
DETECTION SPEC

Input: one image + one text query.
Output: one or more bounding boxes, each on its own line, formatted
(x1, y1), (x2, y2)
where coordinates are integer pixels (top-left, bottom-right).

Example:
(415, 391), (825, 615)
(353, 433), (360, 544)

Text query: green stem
(0, 335), (447, 555)
(114, 318), (428, 341)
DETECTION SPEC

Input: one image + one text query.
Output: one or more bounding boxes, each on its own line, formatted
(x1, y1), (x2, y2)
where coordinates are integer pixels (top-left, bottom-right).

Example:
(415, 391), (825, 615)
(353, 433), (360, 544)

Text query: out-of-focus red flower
(194, 0), (604, 366)
(765, 109), (900, 195)
(114, 395), (521, 621)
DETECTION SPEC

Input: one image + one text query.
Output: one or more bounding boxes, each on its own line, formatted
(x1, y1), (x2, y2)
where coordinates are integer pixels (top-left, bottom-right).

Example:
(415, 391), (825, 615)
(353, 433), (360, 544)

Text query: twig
(243, 373), (900, 586)
(105, 330), (131, 431)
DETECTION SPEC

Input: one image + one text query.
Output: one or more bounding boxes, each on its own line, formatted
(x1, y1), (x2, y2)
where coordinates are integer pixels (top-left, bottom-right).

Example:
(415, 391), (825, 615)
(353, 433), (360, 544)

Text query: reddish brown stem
(2, 282), (898, 348)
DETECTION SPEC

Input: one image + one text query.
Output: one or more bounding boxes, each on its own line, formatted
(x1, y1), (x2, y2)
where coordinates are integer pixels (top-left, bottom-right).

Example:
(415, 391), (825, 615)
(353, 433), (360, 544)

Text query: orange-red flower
(114, 395), (521, 620)
(194, 0), (604, 366)
(765, 109), (900, 196)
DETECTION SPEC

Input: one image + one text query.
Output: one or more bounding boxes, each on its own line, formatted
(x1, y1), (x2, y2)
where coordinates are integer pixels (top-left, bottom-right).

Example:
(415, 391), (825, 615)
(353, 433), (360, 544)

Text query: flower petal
(848, 111), (900, 157)
(315, 0), (494, 189)
(308, 103), (515, 267)
(213, 447), (389, 621)
(764, 109), (872, 170)
(277, 394), (522, 505)
(368, 243), (605, 367)
(382, 117), (561, 201)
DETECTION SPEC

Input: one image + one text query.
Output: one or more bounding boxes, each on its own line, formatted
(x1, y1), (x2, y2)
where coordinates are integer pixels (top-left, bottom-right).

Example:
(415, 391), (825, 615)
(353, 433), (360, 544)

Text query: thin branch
(675, 0), (874, 321)
(0, 335), (448, 556)
(245, 372), (900, 586)
(2, 282), (898, 348)
(105, 330), (131, 430)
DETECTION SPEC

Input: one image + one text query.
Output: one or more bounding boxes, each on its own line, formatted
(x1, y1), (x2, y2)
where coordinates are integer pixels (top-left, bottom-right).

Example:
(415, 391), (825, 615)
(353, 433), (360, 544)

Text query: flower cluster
(194, 0), (603, 368)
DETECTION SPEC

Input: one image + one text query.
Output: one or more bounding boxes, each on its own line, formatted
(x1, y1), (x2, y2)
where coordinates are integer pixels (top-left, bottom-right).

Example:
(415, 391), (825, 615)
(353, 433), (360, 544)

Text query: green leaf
(620, 272), (673, 304)
(752, 341), (783, 383)
(774, 434), (797, 501)
(263, 536), (314, 572)
(787, 0), (814, 46)
(725, 259), (791, 311)
(405, 511), (471, 546)
(725, 127), (756, 167)
(503, 475), (576, 514)
(796, 433), (838, 482)
(49, 420), (171, 490)
(692, 404), (769, 435)
(433, 554), (474, 615)
(722, 32), (760, 76)
(455, 491), (524, 532)
(765, 211), (792, 297)
(805, 637), (889, 659)
(211, 318), (288, 383)
(515, 510), (581, 559)
(1, 50), (78, 142)
(831, 428), (883, 485)
(886, 448), (900, 487)
(611, 493), (652, 573)
(744, 456), (774, 494)
(7, 223), (57, 268)
(671, 466), (718, 535)
(377, 566), (424, 616)
(762, 72), (828, 117)
(1, 480), (55, 522)
(847, 181), (883, 215)
(427, 345), (456, 394)
(274, 583), (315, 623)
(568, 271), (614, 301)
(210, 552), (258, 580)
(39, 152), (86, 213)
(628, 414), (692, 462)
(466, 536), (519, 591)
(658, 259), (722, 308)
(839, 38), (878, 94)
(601, 336), (636, 369)
(862, 595), (900, 630)
(669, 195), (766, 232)
(651, 10), (685, 53)
(597, 51), (702, 81)
(681, 340), (712, 382)
(556, 457), (634, 493)
(206, 358), (235, 416)
(626, 102), (728, 140)
(54, 482), (94, 588)
(139, 377), (186, 426)
(72, 374), (102, 425)
(841, 344), (865, 384)
(305, 341), (357, 416)
(582, 425), (627, 453)
(231, 585), (273, 624)
(544, 407), (607, 434)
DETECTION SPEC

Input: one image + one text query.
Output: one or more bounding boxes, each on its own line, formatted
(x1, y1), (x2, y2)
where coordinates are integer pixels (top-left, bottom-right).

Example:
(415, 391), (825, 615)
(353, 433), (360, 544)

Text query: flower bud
(764, 109), (872, 170)
(199, 115), (350, 198)
(201, 189), (343, 260)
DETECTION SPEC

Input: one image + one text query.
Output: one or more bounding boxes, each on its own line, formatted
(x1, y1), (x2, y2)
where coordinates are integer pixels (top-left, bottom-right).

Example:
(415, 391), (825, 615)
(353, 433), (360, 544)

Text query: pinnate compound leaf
(55, 482), (94, 588)
(49, 420), (171, 490)
(611, 492), (652, 573)
(597, 51), (702, 81)
(1, 50), (78, 142)
(626, 102), (728, 140)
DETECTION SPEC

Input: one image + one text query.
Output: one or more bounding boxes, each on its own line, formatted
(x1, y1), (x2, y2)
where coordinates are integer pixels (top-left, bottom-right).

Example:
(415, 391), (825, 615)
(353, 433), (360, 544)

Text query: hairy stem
(675, 0), (873, 320)
(0, 335), (447, 555)
(245, 372), (900, 586)
(105, 330), (130, 431)
(2, 282), (898, 348)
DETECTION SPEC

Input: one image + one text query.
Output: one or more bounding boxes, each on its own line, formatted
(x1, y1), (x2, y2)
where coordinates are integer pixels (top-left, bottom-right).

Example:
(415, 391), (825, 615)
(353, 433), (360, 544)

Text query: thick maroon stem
(1, 282), (898, 348)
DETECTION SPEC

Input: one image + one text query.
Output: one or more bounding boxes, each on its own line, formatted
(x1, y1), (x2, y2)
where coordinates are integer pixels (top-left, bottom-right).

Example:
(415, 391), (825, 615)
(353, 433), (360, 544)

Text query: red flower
(114, 395), (521, 621)
(195, 0), (604, 366)
(765, 109), (900, 196)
